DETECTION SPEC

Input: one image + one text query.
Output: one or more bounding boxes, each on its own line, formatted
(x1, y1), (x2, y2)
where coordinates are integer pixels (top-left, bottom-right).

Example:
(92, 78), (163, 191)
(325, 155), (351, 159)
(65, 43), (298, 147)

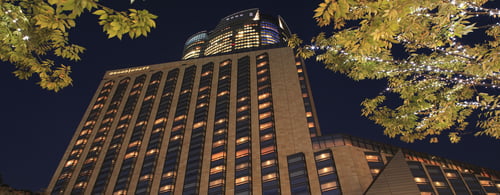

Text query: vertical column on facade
(70, 79), (130, 194)
(207, 60), (232, 194)
(91, 75), (146, 194)
(255, 53), (281, 194)
(293, 57), (320, 138)
(287, 153), (311, 195)
(134, 69), (180, 194)
(51, 80), (115, 195)
(181, 63), (215, 194)
(234, 56), (252, 194)
(314, 149), (341, 194)
(112, 72), (163, 194)
(158, 65), (197, 195)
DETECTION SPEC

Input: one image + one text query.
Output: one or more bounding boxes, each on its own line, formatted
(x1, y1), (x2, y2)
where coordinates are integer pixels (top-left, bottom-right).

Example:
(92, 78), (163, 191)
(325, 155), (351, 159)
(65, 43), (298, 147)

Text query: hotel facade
(48, 9), (500, 195)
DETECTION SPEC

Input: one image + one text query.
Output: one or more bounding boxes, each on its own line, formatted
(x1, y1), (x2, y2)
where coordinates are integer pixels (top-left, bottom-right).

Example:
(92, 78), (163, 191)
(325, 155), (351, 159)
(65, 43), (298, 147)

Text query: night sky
(0, 0), (499, 192)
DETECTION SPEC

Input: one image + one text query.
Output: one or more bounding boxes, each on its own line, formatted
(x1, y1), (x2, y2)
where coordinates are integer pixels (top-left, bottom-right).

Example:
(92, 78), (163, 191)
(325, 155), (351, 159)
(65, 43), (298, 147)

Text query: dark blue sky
(0, 0), (499, 191)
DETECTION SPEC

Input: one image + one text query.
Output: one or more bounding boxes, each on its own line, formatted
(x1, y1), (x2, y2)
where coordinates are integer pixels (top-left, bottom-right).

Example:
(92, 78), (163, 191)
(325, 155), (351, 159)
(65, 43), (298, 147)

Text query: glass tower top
(181, 8), (291, 60)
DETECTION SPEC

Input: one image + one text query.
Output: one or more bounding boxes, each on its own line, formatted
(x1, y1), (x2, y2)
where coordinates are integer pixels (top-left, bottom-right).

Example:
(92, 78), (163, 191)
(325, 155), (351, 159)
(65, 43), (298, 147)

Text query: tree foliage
(290, 0), (500, 143)
(0, 0), (157, 91)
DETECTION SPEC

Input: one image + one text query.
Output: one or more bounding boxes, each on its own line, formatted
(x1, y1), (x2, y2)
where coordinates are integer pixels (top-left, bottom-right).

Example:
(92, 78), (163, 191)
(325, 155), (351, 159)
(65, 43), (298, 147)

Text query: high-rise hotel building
(48, 9), (500, 195)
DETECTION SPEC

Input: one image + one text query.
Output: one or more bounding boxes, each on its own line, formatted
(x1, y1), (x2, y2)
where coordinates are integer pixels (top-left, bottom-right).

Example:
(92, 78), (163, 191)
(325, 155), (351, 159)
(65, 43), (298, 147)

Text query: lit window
(237, 116), (249, 121)
(120, 115), (131, 121)
(414, 177), (428, 184)
(196, 103), (208, 108)
(261, 146), (275, 155)
(261, 159), (276, 168)
(221, 60), (231, 66)
(297, 68), (303, 73)
(259, 112), (272, 120)
(433, 181), (447, 187)
(79, 129), (91, 136)
(259, 122), (273, 130)
(124, 152), (138, 159)
(181, 89), (191, 94)
(295, 62), (301, 66)
(315, 152), (331, 161)
(171, 125), (184, 132)
(75, 139), (87, 146)
(58, 173), (71, 179)
(218, 91), (229, 97)
(260, 133), (273, 141)
(146, 149), (159, 155)
(174, 115), (186, 122)
(445, 172), (457, 178)
(213, 140), (226, 147)
(128, 141), (141, 148)
(214, 129), (226, 135)
(75, 181), (87, 188)
(117, 123), (128, 129)
(257, 69), (268, 75)
(306, 112), (312, 117)
(144, 95), (155, 101)
(198, 94), (209, 100)
(130, 90), (141, 96)
(139, 174), (152, 180)
(370, 168), (380, 175)
(308, 122), (315, 128)
(98, 127), (109, 132)
(199, 86), (209, 91)
(84, 157), (97, 164)
(258, 93), (270, 100)
(318, 167), (335, 176)
(84, 121), (95, 126)
(238, 96), (249, 102)
(236, 149), (250, 158)
(236, 176), (250, 185)
(262, 173), (277, 182)
(170, 135), (182, 141)
(92, 104), (103, 110)
(163, 171), (176, 178)
(152, 127), (163, 133)
(94, 136), (105, 142)
(135, 120), (147, 127)
(257, 61), (267, 67)
(209, 179), (224, 187)
(65, 160), (77, 167)
(215, 118), (227, 124)
(70, 149), (82, 156)
(236, 136), (249, 144)
(201, 71), (212, 77)
(236, 162), (250, 170)
(320, 181), (337, 191)
(193, 121), (206, 129)
(258, 102), (271, 109)
(480, 180), (493, 186)
(365, 155), (381, 162)
(211, 152), (226, 161)
(420, 192), (433, 195)
(159, 185), (174, 193)
(210, 165), (225, 174)
(258, 77), (269, 83)
(302, 93), (308, 98)
(237, 106), (249, 112)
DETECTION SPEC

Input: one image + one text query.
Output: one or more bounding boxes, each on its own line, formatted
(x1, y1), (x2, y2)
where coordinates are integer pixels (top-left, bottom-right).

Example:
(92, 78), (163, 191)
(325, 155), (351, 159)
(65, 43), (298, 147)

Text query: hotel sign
(108, 66), (150, 76)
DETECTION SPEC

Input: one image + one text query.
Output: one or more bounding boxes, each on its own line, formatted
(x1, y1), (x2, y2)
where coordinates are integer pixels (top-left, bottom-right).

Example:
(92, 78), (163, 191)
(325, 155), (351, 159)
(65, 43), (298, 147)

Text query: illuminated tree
(0, 0), (157, 91)
(289, 0), (500, 143)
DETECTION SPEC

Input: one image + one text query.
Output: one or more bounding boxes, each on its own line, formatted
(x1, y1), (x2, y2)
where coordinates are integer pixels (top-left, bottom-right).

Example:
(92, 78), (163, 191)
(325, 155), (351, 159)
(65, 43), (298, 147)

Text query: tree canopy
(289, 0), (500, 143)
(0, 0), (157, 91)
